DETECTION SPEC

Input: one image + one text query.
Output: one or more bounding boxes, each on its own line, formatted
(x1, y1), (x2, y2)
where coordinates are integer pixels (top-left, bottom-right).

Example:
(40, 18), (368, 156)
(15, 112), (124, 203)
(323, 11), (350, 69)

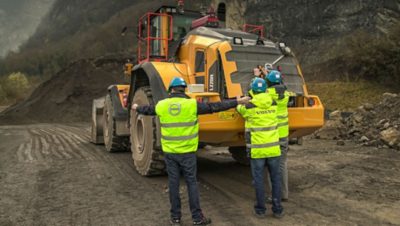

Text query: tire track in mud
(14, 126), (101, 163)
(16, 141), (35, 163)
(55, 125), (172, 225)
(16, 143), (28, 162)
(195, 156), (260, 226)
(35, 128), (73, 160)
(31, 137), (44, 162)
(56, 124), (91, 141)
(51, 125), (101, 161)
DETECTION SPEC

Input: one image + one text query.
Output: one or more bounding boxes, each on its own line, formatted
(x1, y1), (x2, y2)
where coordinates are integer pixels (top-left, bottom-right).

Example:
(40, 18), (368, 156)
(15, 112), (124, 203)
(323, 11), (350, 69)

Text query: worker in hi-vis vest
(132, 77), (250, 226)
(237, 78), (284, 219)
(265, 70), (290, 201)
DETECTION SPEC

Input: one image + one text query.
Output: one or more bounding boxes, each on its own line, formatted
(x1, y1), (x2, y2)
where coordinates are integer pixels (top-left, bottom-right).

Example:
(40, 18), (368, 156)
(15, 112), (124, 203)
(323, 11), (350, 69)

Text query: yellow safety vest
(237, 93), (280, 158)
(268, 87), (289, 138)
(155, 97), (199, 154)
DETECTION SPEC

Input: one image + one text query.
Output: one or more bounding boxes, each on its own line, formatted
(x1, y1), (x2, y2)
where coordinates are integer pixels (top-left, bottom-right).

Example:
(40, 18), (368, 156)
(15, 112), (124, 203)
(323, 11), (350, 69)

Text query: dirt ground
(0, 106), (8, 113)
(0, 124), (399, 226)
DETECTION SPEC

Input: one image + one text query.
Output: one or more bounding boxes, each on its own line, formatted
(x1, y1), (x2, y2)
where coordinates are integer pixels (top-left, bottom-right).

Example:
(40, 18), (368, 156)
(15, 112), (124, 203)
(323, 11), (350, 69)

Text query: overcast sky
(0, 0), (55, 57)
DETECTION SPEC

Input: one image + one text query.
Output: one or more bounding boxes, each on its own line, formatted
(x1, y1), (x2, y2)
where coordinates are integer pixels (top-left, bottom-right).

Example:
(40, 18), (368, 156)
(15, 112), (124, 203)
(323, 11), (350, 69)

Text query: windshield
(225, 45), (304, 95)
(172, 14), (197, 41)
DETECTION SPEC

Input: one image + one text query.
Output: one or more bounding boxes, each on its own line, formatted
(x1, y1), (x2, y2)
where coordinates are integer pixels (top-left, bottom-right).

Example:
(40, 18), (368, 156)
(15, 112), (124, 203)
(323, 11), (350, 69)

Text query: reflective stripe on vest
(246, 141), (280, 149)
(277, 115), (288, 119)
(278, 122), (289, 127)
(245, 126), (277, 132)
(236, 92), (281, 159)
(155, 97), (199, 154)
(160, 120), (198, 128)
(161, 133), (198, 141)
(268, 87), (289, 138)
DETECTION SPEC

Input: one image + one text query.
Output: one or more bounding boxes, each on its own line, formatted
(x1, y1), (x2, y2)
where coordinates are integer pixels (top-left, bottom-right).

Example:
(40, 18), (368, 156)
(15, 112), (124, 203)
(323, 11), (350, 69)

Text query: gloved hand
(237, 96), (251, 105)
(131, 104), (138, 110)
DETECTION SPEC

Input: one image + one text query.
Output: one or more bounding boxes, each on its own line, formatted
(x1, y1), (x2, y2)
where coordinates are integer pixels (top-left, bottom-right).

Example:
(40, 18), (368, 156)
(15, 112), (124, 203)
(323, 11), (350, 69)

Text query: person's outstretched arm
(132, 104), (156, 116)
(197, 96), (250, 115)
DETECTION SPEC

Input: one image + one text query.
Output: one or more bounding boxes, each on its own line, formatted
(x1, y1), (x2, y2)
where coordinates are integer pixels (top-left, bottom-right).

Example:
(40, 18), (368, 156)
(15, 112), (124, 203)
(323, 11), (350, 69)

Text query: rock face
(211, 0), (400, 69)
(3, 0), (399, 79)
(315, 93), (400, 150)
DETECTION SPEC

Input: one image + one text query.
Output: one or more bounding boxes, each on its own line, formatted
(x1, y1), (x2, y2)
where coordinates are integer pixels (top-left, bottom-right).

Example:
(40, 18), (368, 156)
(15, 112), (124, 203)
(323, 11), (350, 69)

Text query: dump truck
(91, 1), (324, 176)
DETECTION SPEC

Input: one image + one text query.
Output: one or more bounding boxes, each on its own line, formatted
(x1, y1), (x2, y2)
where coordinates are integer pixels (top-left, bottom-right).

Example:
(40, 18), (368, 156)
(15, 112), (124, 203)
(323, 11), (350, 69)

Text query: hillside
(0, 0), (178, 79)
(0, 57), (127, 124)
(0, 0), (399, 120)
(0, 0), (55, 57)
(1, 0), (399, 81)
(241, 0), (400, 67)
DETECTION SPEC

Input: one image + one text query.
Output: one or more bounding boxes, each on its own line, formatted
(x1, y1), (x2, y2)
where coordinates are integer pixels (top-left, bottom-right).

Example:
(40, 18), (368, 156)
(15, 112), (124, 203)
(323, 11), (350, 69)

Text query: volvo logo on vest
(256, 109), (275, 114)
(168, 103), (181, 116)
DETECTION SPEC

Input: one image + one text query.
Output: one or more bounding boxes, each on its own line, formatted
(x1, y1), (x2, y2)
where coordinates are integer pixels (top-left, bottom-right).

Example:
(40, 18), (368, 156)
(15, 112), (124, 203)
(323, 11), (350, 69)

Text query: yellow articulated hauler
(90, 3), (324, 176)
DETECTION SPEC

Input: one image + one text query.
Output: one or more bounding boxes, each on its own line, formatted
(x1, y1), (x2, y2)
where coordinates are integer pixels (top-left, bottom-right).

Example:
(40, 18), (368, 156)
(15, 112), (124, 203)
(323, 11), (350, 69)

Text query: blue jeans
(251, 157), (283, 214)
(164, 153), (202, 221)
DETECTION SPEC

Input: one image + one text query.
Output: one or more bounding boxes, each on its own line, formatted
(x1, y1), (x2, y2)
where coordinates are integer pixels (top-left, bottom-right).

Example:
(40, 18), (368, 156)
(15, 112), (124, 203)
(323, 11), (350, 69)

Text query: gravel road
(0, 124), (399, 226)
(0, 106), (8, 113)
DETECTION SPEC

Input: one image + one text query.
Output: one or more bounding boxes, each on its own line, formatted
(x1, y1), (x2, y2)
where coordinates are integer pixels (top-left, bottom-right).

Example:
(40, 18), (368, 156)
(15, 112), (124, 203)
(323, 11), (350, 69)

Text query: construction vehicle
(91, 1), (324, 176)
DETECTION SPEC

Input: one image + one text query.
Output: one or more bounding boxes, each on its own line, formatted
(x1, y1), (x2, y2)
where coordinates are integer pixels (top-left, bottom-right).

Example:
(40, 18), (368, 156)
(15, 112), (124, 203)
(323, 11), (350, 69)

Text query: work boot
(253, 210), (266, 219)
(170, 218), (181, 226)
(273, 211), (285, 219)
(193, 216), (211, 225)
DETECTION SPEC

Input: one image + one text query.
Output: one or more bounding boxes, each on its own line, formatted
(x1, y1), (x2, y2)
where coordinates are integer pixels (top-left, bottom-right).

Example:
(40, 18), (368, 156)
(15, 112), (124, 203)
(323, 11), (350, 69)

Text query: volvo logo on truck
(209, 73), (214, 91)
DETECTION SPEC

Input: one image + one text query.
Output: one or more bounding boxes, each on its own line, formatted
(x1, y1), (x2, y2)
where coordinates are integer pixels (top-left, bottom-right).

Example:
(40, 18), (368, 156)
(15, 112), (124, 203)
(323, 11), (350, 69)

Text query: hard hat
(168, 77), (187, 91)
(266, 70), (282, 84)
(251, 77), (267, 93)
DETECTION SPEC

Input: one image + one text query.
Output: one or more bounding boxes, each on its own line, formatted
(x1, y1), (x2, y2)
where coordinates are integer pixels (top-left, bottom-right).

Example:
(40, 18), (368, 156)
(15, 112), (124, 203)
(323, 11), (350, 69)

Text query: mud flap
(108, 85), (130, 136)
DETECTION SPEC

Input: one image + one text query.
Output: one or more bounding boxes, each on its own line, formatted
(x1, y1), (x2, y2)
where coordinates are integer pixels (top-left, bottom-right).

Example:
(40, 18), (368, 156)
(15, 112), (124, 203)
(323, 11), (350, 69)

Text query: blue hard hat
(251, 78), (267, 93)
(266, 70), (282, 84)
(168, 77), (187, 91)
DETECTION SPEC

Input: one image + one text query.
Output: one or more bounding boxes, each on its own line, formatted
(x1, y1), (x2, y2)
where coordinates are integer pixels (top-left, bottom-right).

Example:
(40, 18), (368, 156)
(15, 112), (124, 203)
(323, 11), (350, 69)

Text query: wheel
(91, 97), (105, 144)
(228, 147), (250, 165)
(198, 142), (207, 149)
(289, 137), (303, 145)
(130, 87), (165, 176)
(297, 137), (304, 145)
(103, 94), (129, 152)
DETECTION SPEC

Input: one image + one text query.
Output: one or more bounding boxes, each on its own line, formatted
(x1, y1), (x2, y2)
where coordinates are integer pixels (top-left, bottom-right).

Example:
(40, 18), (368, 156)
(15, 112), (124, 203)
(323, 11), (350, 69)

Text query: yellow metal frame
(126, 32), (324, 145)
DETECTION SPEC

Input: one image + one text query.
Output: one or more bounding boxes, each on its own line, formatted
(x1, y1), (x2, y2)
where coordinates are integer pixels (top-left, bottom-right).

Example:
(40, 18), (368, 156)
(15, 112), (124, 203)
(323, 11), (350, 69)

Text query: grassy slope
(307, 81), (395, 111)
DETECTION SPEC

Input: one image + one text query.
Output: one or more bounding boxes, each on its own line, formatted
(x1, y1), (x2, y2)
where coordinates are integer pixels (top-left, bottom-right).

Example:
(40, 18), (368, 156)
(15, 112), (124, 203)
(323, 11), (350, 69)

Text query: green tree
(2, 72), (30, 102)
(0, 85), (7, 104)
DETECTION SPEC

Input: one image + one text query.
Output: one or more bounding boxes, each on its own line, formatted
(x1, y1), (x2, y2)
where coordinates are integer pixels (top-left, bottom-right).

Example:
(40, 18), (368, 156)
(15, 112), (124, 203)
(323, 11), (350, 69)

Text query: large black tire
(130, 87), (165, 176)
(103, 94), (129, 152)
(228, 147), (250, 165)
(289, 137), (303, 145)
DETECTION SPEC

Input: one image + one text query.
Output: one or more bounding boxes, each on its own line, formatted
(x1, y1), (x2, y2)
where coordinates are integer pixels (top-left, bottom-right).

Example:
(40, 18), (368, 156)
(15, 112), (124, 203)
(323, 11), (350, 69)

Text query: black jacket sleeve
(197, 100), (238, 115)
(136, 105), (156, 116)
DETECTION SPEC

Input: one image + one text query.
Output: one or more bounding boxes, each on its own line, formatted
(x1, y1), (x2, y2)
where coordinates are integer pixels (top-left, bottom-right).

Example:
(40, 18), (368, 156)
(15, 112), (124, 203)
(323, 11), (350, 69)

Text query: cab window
(195, 50), (205, 73)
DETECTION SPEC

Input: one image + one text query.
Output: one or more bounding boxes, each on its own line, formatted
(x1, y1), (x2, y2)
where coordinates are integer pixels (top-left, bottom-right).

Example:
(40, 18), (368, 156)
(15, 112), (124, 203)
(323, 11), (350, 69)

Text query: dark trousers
(164, 153), (202, 221)
(250, 157), (283, 214)
(279, 137), (289, 199)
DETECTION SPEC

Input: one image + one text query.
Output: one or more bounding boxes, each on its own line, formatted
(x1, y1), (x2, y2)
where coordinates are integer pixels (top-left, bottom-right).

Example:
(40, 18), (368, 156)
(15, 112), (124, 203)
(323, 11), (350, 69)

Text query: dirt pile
(315, 93), (400, 150)
(0, 57), (128, 124)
